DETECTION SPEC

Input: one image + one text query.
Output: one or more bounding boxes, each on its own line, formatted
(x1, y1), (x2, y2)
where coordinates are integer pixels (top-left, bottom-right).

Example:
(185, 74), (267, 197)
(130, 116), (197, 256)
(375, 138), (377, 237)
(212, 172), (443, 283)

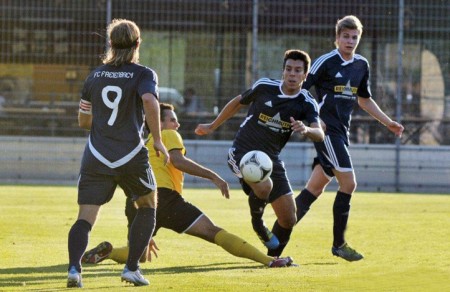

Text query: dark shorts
(78, 145), (156, 205)
(313, 134), (353, 177)
(154, 188), (203, 236)
(227, 147), (293, 203)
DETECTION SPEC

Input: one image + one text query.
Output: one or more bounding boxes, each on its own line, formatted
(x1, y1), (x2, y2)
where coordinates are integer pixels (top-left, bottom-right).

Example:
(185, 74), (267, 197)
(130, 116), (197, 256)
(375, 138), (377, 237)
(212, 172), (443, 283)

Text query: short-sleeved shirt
(80, 63), (159, 168)
(303, 49), (371, 144)
(232, 77), (320, 159)
(77, 63), (159, 203)
(228, 78), (320, 201)
(146, 129), (186, 194)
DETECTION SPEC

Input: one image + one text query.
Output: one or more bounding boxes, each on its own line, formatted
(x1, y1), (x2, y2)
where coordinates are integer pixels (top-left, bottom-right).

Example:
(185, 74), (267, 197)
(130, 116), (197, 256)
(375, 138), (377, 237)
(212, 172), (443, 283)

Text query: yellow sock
(108, 246), (129, 264)
(214, 229), (272, 266)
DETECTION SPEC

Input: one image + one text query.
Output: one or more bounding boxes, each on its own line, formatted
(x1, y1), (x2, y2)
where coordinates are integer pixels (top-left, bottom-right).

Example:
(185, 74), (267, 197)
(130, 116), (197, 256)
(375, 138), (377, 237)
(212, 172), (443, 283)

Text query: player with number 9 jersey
(68, 19), (169, 288)
(80, 63), (158, 167)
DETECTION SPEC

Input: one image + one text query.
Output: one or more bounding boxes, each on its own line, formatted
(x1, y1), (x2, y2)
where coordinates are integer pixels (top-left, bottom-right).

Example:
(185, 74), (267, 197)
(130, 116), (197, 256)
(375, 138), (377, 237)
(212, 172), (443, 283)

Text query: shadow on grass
(0, 261), (263, 290)
(148, 262), (264, 274)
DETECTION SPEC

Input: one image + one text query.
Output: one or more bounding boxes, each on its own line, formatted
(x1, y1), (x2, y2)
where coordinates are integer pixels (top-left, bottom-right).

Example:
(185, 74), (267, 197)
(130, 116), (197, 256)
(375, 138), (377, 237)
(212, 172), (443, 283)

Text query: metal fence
(0, 0), (449, 145)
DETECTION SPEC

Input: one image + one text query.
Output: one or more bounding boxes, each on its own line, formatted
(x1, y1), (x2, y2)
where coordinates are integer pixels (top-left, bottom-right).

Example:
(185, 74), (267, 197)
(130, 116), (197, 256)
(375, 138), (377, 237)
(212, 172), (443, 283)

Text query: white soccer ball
(239, 150), (273, 183)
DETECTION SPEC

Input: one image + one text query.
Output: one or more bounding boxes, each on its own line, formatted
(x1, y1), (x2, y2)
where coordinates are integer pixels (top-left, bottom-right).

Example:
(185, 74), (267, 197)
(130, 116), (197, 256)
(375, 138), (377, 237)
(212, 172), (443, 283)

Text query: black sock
(333, 191), (351, 248)
(267, 221), (293, 257)
(126, 207), (156, 271)
(295, 189), (317, 223)
(248, 191), (269, 239)
(125, 196), (137, 241)
(68, 219), (92, 272)
(248, 191), (267, 220)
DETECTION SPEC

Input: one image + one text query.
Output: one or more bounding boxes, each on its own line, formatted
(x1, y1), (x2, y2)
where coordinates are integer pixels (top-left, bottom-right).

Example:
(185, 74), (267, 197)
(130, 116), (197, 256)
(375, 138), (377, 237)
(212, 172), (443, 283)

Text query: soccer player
(293, 15), (404, 261)
(66, 19), (169, 288)
(195, 50), (324, 257)
(83, 103), (295, 268)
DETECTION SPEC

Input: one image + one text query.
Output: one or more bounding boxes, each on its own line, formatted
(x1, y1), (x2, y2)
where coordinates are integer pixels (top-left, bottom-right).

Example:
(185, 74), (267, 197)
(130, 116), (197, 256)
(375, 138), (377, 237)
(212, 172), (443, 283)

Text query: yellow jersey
(146, 129), (186, 194)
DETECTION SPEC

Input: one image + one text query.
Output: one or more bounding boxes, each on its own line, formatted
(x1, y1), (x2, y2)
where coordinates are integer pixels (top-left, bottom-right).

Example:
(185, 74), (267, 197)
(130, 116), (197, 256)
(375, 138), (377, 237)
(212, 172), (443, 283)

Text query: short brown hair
(160, 102), (174, 121)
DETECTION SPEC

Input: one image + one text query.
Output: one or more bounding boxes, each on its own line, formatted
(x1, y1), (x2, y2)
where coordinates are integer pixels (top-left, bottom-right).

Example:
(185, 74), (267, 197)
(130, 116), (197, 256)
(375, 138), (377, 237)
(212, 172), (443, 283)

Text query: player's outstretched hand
(146, 238), (159, 262)
(195, 123), (214, 136)
(387, 121), (404, 138)
(153, 140), (170, 165)
(211, 175), (230, 199)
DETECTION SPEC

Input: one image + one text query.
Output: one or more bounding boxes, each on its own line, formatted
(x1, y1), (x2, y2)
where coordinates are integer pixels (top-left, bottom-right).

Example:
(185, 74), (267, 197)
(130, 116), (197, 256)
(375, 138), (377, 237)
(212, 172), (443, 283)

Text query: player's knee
(278, 215), (296, 229)
(255, 190), (271, 200)
(351, 181), (357, 192)
(305, 181), (327, 197)
(254, 185), (272, 200)
(135, 192), (157, 209)
(307, 187), (324, 197)
(251, 179), (272, 200)
(343, 181), (357, 194)
(135, 200), (155, 209)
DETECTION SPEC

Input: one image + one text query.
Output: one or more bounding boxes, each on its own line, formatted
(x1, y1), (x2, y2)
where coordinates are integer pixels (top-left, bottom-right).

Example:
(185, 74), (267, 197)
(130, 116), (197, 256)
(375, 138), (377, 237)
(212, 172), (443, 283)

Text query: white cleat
(67, 266), (83, 288)
(121, 266), (150, 286)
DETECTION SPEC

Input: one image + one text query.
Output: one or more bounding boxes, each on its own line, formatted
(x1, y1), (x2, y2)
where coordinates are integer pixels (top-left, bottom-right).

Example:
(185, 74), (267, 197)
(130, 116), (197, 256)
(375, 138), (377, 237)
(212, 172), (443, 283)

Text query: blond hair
(102, 19), (141, 66)
(335, 15), (363, 37)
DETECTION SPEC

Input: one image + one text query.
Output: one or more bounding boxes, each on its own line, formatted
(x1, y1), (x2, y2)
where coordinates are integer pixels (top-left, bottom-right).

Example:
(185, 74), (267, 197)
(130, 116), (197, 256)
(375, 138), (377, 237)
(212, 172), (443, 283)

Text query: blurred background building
(0, 0), (449, 145)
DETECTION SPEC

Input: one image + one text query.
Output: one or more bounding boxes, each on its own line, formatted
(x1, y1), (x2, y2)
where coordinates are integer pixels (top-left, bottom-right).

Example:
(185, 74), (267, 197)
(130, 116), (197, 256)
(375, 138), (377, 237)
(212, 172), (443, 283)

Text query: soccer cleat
(67, 266), (83, 288)
(254, 224), (280, 250)
(251, 218), (279, 249)
(268, 256), (297, 268)
(82, 241), (113, 264)
(331, 243), (364, 262)
(121, 266), (150, 286)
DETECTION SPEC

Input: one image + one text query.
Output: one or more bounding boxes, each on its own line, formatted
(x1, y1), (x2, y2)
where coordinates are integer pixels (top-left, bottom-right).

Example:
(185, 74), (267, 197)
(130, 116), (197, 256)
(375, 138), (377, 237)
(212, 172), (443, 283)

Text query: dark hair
(160, 102), (174, 121)
(283, 49), (311, 73)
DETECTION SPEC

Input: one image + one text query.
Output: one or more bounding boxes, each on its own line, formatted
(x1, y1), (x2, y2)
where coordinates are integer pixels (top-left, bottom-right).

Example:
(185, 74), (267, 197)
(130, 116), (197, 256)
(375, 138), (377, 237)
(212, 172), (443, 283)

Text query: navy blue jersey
(80, 63), (158, 168)
(303, 49), (371, 143)
(233, 78), (320, 158)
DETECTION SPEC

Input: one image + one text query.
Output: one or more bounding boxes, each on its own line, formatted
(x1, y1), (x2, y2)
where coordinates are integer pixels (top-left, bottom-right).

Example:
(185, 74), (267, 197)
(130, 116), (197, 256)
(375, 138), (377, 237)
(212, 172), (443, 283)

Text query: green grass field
(0, 185), (449, 291)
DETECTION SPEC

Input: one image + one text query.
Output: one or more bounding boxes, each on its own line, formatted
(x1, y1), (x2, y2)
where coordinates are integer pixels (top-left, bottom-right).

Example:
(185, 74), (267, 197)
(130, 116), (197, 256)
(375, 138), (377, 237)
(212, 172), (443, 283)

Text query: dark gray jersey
(80, 63), (158, 168)
(303, 49), (371, 143)
(233, 78), (320, 158)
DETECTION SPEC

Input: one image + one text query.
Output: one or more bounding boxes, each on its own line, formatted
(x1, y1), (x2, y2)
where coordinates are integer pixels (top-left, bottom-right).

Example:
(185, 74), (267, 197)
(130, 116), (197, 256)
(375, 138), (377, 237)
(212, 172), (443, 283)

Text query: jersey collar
(278, 81), (301, 98)
(335, 49), (354, 66)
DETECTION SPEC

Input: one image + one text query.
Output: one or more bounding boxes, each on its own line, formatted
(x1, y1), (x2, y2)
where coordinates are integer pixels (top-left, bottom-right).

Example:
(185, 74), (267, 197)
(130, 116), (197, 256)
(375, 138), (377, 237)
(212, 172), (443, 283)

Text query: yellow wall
(0, 64), (89, 103)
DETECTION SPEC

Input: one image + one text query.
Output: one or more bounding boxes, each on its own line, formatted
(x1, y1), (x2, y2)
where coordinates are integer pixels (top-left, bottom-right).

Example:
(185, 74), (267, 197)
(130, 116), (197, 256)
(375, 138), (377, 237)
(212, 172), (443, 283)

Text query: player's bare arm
(290, 117), (324, 142)
(358, 97), (404, 137)
(195, 95), (245, 136)
(170, 149), (230, 199)
(143, 92), (170, 164)
(78, 112), (92, 130)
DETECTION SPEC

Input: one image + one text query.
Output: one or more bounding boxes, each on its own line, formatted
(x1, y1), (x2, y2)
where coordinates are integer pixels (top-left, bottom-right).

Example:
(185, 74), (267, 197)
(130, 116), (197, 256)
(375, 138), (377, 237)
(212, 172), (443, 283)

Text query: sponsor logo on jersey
(265, 100), (273, 107)
(334, 80), (357, 100)
(335, 72), (343, 78)
(258, 112), (291, 132)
